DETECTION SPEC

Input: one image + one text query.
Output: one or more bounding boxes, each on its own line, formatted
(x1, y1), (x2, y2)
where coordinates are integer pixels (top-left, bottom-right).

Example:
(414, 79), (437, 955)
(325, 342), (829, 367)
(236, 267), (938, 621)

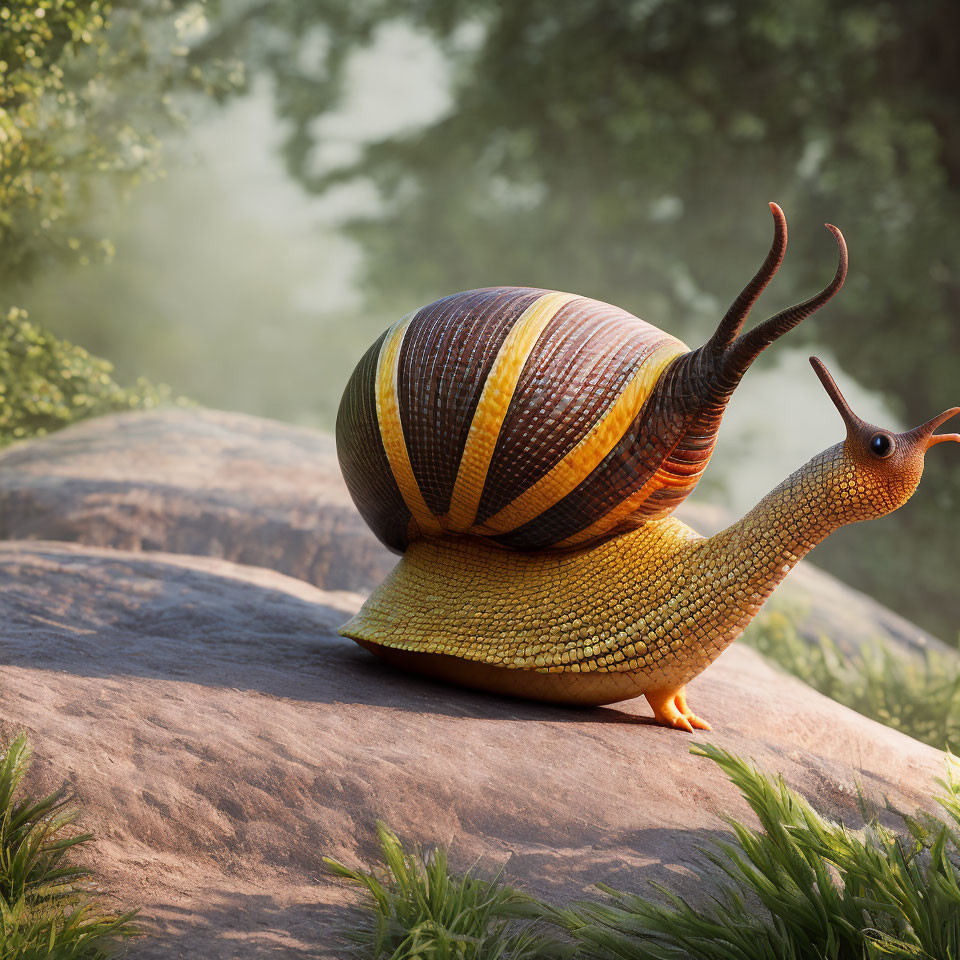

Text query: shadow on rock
(0, 541), (663, 727)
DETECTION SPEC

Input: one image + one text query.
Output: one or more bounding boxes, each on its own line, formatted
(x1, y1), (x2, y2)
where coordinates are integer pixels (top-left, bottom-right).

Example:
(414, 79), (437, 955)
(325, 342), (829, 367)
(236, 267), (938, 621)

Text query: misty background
(4, 1), (958, 638)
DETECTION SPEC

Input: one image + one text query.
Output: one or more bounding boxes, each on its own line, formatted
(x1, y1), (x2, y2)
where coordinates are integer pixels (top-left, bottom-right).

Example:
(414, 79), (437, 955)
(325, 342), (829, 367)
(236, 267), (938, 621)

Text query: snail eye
(869, 432), (895, 459)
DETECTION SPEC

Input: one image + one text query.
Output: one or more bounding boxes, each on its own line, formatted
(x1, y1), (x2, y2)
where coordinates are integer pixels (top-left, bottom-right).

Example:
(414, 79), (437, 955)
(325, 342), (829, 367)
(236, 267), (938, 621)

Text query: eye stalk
(809, 355), (960, 456)
(869, 432), (895, 459)
(808, 356), (862, 432)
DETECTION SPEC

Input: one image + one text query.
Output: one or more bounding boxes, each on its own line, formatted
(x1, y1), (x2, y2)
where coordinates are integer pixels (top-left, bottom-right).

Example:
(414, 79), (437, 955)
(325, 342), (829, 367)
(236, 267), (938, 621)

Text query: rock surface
(0, 540), (948, 959)
(0, 409), (397, 594)
(0, 409), (948, 658)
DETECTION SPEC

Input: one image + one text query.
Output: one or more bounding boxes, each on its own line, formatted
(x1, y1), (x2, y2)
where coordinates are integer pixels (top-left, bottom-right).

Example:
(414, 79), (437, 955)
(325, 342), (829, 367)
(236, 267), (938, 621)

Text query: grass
(330, 749), (960, 960)
(743, 609), (960, 751)
(546, 744), (960, 959)
(0, 733), (137, 959)
(323, 822), (573, 959)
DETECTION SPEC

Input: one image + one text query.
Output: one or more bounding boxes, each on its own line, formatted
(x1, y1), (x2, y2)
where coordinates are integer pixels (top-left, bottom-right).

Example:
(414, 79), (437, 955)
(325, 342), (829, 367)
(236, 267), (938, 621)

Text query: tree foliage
(0, 0), (239, 286)
(0, 305), (174, 446)
(0, 0), (236, 444)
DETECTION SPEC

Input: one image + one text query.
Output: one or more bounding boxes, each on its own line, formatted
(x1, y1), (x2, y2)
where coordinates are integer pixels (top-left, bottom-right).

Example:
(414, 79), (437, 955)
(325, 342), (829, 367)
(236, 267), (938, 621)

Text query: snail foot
(645, 687), (711, 732)
(675, 688), (712, 731)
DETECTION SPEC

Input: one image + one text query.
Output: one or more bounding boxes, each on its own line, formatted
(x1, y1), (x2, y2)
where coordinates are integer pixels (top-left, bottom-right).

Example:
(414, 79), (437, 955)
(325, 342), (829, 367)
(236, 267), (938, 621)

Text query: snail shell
(336, 206), (847, 554)
(337, 286), (693, 552)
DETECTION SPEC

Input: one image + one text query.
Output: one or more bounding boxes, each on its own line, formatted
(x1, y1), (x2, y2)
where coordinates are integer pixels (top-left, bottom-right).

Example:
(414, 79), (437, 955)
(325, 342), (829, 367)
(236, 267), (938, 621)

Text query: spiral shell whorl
(336, 285), (710, 552)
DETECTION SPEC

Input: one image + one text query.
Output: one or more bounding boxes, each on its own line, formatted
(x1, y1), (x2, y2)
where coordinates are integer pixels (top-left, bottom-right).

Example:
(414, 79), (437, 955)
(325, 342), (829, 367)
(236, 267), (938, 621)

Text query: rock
(0, 409), (398, 594)
(0, 409), (948, 658)
(0, 541), (948, 959)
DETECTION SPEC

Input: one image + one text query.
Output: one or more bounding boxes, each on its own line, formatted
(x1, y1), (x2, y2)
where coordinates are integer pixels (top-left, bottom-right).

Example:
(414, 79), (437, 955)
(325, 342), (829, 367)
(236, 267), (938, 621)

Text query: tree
(0, 0), (238, 440)
(1, 0), (240, 286)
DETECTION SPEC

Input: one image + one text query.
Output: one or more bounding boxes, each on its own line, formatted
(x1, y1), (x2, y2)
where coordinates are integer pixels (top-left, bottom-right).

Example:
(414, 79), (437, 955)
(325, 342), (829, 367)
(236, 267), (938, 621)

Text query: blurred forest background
(2, 0), (957, 638)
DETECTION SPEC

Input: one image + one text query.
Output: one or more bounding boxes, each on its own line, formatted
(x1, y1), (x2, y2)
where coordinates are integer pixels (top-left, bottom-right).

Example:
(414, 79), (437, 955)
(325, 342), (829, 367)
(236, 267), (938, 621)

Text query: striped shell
(336, 207), (849, 557)
(335, 286), (713, 553)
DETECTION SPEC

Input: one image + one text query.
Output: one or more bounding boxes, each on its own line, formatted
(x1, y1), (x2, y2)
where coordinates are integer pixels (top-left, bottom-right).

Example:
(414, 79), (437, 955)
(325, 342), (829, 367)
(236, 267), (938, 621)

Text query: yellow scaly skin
(341, 360), (959, 731)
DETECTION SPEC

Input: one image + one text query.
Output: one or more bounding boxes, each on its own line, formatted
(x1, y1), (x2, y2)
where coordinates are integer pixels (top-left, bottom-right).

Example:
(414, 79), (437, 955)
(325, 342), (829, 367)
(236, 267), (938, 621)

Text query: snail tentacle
(808, 355), (861, 428)
(706, 200), (788, 356)
(718, 223), (847, 388)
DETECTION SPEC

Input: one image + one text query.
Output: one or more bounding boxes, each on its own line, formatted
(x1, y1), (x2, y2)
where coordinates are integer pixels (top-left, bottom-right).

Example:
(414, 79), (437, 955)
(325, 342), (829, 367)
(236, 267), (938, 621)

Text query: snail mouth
(913, 407), (960, 449)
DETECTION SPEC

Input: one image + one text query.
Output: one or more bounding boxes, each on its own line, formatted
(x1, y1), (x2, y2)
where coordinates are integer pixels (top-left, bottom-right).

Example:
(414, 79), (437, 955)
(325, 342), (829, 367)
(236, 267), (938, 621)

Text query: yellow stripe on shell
(445, 290), (578, 532)
(475, 340), (687, 535)
(375, 313), (444, 537)
(557, 460), (694, 547)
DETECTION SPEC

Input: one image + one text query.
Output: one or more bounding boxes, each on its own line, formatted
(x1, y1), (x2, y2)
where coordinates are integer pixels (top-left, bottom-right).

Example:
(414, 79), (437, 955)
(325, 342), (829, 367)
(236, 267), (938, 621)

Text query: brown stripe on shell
(335, 329), (412, 552)
(396, 287), (547, 518)
(491, 354), (697, 549)
(475, 298), (673, 525)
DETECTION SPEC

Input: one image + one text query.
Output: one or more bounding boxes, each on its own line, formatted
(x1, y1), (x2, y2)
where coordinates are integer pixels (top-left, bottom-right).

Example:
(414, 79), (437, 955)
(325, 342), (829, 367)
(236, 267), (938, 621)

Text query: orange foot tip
(645, 687), (712, 732)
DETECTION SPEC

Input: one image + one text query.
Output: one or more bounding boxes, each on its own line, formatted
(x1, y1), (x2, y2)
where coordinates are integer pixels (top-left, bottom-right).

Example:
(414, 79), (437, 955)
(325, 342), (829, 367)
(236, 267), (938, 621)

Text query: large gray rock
(0, 541), (947, 959)
(0, 409), (948, 657)
(0, 409), (397, 593)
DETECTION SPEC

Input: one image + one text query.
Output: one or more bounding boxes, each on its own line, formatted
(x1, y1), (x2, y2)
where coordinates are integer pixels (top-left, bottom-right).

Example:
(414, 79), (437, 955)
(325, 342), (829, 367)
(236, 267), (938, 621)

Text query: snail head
(809, 356), (959, 523)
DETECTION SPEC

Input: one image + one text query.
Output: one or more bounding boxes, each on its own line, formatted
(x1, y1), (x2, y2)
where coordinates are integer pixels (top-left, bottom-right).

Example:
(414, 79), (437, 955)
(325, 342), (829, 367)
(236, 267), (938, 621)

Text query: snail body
(337, 206), (959, 730)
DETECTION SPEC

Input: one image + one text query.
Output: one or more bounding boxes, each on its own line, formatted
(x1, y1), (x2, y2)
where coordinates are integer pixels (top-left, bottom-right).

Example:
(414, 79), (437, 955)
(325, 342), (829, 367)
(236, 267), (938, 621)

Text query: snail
(336, 204), (959, 731)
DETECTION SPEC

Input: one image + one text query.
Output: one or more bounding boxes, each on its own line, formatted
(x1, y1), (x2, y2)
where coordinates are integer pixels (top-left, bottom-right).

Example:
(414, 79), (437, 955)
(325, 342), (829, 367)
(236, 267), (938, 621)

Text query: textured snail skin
(341, 432), (929, 731)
